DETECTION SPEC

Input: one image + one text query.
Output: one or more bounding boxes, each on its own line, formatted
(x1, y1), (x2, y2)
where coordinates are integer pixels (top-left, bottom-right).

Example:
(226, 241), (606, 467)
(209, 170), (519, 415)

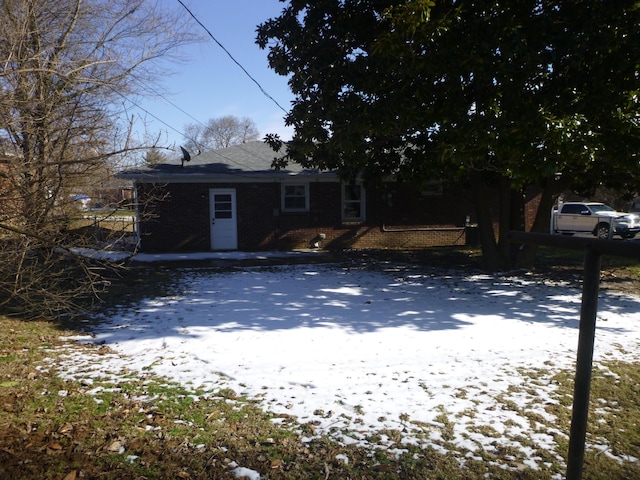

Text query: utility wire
(135, 78), (209, 129)
(109, 85), (186, 139)
(113, 90), (279, 174)
(176, 0), (289, 115)
(107, 76), (279, 173)
(101, 2), (292, 171)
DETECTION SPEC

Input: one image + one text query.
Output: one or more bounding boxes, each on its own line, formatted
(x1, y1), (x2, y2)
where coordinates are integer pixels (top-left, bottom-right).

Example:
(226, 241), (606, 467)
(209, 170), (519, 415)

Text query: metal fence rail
(509, 232), (640, 480)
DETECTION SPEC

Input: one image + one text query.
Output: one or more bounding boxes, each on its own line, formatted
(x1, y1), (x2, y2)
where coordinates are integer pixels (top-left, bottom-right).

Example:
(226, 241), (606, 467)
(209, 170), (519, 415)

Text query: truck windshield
(589, 204), (616, 213)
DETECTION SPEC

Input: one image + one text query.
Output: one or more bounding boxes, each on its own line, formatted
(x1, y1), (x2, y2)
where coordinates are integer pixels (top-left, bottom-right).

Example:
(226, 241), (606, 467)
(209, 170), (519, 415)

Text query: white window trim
(281, 182), (310, 212)
(342, 182), (366, 223)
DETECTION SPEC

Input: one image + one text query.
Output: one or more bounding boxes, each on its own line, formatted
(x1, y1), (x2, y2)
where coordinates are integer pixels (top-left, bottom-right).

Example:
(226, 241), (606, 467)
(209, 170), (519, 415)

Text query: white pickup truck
(551, 202), (640, 239)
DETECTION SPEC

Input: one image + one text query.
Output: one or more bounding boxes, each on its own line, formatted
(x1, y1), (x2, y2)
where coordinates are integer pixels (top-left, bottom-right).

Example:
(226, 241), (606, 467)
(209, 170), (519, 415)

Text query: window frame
(341, 182), (366, 223)
(281, 182), (310, 212)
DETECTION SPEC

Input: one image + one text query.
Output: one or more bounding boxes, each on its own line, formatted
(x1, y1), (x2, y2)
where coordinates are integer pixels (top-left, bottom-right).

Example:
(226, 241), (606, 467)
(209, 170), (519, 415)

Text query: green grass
(3, 327), (639, 480)
(2, 246), (640, 479)
(0, 317), (580, 479)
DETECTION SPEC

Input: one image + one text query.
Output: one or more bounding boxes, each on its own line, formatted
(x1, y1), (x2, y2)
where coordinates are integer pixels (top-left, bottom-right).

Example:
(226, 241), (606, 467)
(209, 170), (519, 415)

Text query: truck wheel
(622, 232), (636, 239)
(596, 223), (611, 239)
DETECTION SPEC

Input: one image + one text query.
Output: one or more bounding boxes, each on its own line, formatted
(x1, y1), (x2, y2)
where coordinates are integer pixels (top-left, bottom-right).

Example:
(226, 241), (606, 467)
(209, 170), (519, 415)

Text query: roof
(118, 141), (336, 183)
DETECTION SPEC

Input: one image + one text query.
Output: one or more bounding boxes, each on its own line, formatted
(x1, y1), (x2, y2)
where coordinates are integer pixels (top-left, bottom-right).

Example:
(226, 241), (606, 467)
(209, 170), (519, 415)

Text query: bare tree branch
(0, 0), (197, 319)
(183, 115), (260, 152)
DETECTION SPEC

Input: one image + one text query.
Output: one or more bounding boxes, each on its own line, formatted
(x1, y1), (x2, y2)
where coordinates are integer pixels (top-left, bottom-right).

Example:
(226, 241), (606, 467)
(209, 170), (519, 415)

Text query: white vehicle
(551, 202), (640, 239)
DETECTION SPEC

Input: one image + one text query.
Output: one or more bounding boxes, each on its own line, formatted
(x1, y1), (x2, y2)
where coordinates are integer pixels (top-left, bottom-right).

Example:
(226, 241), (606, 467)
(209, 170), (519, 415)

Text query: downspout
(132, 180), (141, 249)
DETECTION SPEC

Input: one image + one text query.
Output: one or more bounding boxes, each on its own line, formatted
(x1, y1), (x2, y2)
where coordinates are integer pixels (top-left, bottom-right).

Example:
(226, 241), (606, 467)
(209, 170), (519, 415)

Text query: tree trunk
(471, 172), (531, 271)
(469, 172), (500, 270)
(515, 176), (571, 268)
(503, 185), (526, 267)
(496, 176), (527, 270)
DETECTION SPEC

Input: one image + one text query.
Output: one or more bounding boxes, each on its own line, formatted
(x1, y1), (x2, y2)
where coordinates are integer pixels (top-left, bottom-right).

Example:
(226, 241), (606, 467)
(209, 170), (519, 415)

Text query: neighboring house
(118, 141), (536, 252)
(89, 182), (134, 209)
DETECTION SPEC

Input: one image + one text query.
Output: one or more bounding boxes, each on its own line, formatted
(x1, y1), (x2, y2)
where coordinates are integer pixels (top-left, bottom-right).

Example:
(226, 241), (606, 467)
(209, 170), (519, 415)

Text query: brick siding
(137, 181), (512, 252)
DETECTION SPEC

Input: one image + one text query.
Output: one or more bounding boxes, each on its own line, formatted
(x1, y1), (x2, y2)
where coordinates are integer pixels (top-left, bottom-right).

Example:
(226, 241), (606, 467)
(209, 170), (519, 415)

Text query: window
(213, 193), (233, 218)
(561, 203), (589, 215)
(282, 183), (309, 211)
(561, 204), (583, 214)
(342, 183), (365, 222)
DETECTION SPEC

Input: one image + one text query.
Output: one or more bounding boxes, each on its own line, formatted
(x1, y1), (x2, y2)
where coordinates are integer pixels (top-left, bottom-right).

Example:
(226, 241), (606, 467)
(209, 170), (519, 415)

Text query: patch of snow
(228, 461), (261, 480)
(53, 261), (640, 471)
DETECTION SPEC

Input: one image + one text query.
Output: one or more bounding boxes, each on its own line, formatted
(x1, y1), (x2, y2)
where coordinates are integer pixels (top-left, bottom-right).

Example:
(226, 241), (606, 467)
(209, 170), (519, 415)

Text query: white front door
(209, 188), (238, 250)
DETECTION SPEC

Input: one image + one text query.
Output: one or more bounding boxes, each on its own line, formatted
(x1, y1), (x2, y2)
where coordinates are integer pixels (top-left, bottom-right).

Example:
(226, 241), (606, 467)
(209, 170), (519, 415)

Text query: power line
(133, 77), (209, 130)
(102, 1), (292, 171)
(105, 75), (279, 173)
(103, 2), (290, 154)
(176, 0), (289, 115)
(112, 90), (279, 173)
(108, 83), (187, 139)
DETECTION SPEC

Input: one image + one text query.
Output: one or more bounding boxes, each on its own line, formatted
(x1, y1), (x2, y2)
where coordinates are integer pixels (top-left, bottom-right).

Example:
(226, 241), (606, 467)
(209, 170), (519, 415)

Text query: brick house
(119, 141), (534, 252)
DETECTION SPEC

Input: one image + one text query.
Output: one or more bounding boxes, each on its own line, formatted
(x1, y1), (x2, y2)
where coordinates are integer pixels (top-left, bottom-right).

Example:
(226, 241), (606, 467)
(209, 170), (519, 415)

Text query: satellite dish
(180, 146), (191, 167)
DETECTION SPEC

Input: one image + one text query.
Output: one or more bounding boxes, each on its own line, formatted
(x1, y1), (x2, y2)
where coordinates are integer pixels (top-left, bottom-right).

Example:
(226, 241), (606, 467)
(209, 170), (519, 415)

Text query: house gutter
(381, 224), (466, 233)
(116, 171), (339, 184)
(381, 202), (471, 232)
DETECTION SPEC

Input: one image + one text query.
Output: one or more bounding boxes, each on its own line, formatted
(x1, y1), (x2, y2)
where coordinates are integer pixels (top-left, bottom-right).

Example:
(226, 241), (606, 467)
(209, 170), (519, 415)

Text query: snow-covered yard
(56, 256), (640, 473)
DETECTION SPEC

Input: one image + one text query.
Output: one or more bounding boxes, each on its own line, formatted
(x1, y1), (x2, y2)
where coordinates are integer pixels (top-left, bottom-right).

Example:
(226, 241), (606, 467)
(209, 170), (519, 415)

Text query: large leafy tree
(257, 0), (640, 269)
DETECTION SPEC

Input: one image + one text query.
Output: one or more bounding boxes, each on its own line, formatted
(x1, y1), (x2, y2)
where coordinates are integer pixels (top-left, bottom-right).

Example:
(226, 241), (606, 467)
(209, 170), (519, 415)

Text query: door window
(214, 194), (233, 218)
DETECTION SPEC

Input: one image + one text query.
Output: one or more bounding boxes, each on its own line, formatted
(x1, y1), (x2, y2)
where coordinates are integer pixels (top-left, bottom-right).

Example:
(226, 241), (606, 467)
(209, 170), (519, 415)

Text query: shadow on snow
(91, 264), (640, 342)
